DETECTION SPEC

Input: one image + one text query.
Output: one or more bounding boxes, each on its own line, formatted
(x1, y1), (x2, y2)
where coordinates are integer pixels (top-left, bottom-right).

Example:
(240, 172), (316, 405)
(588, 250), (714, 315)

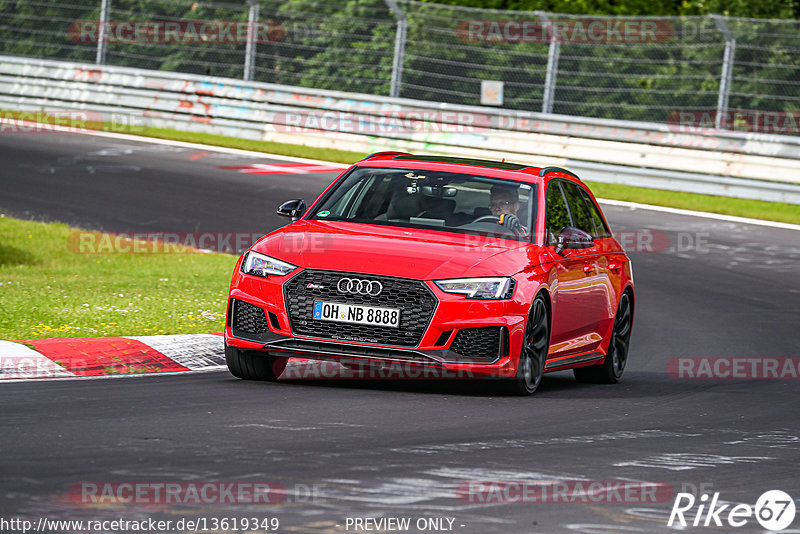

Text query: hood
(251, 220), (539, 280)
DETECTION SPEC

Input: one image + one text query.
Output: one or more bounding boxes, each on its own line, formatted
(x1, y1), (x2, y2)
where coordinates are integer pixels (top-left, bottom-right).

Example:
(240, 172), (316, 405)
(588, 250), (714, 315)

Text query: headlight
(434, 277), (515, 299)
(241, 251), (296, 278)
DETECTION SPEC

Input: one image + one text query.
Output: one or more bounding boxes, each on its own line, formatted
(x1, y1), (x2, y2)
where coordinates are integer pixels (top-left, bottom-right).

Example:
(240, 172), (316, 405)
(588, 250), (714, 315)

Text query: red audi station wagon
(225, 153), (634, 395)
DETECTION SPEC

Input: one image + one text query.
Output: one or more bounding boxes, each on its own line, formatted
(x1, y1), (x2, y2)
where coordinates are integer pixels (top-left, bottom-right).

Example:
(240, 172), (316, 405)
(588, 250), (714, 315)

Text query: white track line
(17, 120), (350, 167)
(598, 199), (800, 231)
(23, 121), (799, 231)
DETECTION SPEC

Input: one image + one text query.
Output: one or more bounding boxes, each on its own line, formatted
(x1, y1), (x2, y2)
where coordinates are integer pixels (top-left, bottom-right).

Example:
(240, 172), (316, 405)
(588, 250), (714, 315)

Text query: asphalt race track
(1, 131), (799, 533)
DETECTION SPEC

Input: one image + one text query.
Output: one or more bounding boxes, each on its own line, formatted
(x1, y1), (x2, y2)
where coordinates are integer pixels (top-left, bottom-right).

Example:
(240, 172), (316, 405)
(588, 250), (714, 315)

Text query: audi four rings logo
(337, 278), (383, 296)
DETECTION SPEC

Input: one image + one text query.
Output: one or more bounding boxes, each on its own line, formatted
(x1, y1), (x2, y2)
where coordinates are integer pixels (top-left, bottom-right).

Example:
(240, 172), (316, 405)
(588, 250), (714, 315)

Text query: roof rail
(538, 166), (581, 180)
(364, 151), (411, 159)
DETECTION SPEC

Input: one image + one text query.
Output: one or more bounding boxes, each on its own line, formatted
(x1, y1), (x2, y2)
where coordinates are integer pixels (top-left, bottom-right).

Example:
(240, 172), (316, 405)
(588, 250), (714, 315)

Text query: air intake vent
(232, 299), (270, 335)
(268, 311), (281, 331)
(434, 330), (453, 347)
(450, 327), (503, 362)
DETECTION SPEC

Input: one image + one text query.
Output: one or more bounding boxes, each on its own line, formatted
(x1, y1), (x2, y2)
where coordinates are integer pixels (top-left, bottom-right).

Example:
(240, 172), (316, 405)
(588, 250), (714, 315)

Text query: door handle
(608, 262), (622, 272)
(583, 264), (594, 274)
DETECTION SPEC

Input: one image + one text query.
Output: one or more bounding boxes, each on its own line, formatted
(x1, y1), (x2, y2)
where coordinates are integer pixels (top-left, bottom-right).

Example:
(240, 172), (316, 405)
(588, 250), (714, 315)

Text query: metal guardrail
(3, 1), (799, 131)
(1, 55), (799, 204)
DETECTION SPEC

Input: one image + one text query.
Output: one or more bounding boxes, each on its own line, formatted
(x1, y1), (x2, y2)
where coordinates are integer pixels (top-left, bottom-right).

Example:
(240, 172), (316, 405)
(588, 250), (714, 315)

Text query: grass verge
(0, 214), (232, 340)
(4, 109), (800, 224)
(586, 181), (800, 224)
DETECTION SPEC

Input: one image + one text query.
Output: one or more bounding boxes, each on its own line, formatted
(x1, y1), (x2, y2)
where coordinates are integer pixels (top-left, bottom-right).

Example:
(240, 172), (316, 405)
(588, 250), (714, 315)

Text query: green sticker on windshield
(317, 210), (330, 217)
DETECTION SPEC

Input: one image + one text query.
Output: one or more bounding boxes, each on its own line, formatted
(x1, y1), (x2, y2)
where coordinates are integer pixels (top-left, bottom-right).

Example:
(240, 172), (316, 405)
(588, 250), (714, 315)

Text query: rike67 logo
(668, 490), (796, 531)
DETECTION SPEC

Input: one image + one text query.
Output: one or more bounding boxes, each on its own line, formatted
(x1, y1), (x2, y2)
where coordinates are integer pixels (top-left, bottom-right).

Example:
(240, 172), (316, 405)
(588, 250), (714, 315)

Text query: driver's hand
(499, 214), (527, 236)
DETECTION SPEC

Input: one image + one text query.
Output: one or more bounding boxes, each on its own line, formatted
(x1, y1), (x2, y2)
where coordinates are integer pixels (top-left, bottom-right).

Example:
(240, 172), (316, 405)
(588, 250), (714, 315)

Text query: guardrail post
(244, 0), (260, 81)
(95, 0), (110, 65)
(536, 11), (560, 115)
(384, 0), (407, 98)
(711, 14), (736, 130)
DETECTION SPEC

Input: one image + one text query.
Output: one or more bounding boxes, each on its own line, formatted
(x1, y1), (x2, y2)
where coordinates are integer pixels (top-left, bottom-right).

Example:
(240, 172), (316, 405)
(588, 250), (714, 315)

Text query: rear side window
(561, 181), (595, 235)
(545, 181), (571, 245)
(579, 188), (611, 238)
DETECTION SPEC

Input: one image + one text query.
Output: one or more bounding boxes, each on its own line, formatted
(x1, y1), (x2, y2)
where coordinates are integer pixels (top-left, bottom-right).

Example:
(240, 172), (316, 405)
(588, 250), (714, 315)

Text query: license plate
(313, 301), (400, 328)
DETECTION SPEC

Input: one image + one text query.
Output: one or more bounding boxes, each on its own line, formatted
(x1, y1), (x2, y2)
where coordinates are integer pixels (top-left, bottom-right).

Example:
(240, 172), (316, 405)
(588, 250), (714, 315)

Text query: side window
(545, 181), (571, 245)
(561, 181), (595, 235)
(578, 188), (611, 238)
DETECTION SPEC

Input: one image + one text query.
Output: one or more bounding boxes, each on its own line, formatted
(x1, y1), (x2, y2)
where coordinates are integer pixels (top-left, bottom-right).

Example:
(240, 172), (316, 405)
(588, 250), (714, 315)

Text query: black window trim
(577, 186), (612, 238)
(559, 179), (598, 238)
(304, 166), (539, 242)
(545, 179), (571, 246)
(547, 178), (610, 244)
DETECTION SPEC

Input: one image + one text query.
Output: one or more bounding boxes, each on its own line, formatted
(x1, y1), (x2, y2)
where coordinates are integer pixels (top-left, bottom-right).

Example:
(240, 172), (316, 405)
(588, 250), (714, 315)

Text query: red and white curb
(0, 334), (225, 381)
(0, 334), (477, 382)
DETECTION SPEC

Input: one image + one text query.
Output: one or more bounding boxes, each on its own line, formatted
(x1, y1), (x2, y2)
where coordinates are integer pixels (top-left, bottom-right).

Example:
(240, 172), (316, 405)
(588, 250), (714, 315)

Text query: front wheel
(503, 295), (549, 396)
(574, 291), (633, 384)
(226, 345), (287, 381)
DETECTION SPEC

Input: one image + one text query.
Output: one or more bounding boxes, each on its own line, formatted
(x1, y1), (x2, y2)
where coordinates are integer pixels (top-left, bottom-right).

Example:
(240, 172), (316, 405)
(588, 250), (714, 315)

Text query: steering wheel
(472, 214), (502, 224)
(472, 214), (527, 237)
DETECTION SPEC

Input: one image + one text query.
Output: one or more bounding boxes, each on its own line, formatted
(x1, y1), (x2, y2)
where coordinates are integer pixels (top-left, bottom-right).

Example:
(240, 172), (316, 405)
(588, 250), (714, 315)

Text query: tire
(502, 295), (550, 396)
(225, 345), (287, 381)
(574, 290), (633, 384)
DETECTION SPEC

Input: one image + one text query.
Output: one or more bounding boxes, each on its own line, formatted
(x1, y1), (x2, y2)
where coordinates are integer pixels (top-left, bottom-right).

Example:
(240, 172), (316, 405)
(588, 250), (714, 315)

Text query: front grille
(450, 327), (502, 361)
(232, 299), (270, 335)
(284, 270), (437, 347)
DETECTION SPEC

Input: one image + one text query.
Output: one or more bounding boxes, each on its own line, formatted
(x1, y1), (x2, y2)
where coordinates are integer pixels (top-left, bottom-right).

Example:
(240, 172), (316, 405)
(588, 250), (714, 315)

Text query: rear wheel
(503, 295), (549, 396)
(225, 345), (287, 381)
(574, 291), (633, 384)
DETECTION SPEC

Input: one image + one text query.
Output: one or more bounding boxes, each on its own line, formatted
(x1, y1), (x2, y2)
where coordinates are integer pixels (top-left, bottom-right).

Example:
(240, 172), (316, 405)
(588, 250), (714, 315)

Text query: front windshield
(308, 167), (536, 241)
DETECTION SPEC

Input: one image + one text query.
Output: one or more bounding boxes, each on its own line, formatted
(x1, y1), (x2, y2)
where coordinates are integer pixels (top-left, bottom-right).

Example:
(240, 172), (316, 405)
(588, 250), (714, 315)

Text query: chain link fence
(2, 0), (798, 134)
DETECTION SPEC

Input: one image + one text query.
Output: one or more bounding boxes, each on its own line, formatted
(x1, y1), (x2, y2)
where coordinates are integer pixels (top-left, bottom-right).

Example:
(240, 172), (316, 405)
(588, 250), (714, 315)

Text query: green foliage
(0, 0), (797, 123)
(420, 0), (800, 17)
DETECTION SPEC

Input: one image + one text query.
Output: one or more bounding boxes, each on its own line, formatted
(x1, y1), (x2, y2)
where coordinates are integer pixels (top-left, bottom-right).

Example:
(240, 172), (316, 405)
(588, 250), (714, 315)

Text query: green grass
(0, 214), (233, 340)
(4, 109), (800, 224)
(586, 182), (800, 224)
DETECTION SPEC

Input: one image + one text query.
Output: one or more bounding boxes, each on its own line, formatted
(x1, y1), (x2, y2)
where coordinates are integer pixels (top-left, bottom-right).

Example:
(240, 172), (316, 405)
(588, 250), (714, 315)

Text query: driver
(489, 184), (527, 236)
(490, 185), (520, 218)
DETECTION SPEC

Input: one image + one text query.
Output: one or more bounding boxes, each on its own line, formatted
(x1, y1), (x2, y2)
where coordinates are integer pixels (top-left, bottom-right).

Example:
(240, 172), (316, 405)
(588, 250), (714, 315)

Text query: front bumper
(226, 267), (534, 379)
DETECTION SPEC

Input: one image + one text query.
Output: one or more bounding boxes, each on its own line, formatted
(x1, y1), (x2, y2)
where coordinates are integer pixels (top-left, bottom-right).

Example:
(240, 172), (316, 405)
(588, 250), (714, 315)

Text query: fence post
(711, 14), (736, 130)
(384, 0), (407, 98)
(244, 0), (260, 81)
(536, 11), (560, 115)
(96, 0), (110, 65)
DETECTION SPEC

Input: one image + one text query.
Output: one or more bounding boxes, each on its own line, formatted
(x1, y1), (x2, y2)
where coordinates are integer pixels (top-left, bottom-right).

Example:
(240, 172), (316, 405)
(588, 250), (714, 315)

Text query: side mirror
(555, 226), (594, 255)
(277, 199), (306, 221)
